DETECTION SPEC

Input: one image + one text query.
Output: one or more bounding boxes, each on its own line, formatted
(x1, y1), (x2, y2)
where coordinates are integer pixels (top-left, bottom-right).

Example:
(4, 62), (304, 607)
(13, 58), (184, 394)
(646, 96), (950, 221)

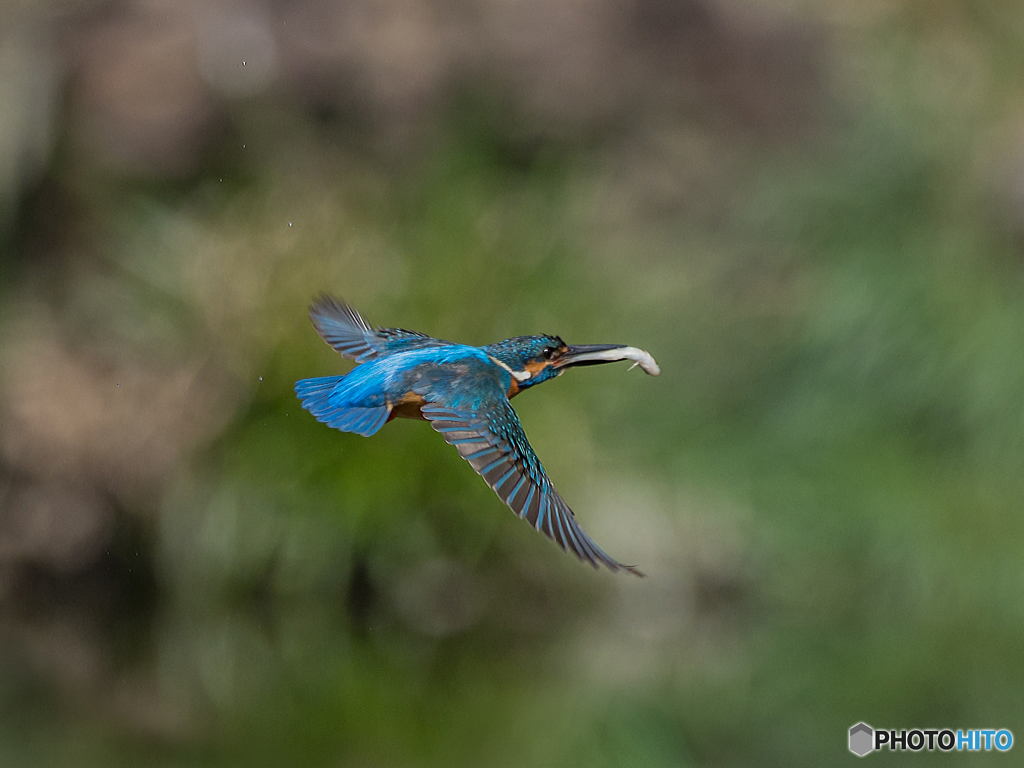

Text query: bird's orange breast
(389, 391), (428, 421)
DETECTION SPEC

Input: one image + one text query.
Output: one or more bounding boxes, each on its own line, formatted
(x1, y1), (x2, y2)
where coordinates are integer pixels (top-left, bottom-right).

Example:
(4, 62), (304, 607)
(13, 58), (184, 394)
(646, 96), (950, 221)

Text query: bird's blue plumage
(296, 296), (646, 576)
(296, 344), (510, 430)
(308, 295), (450, 362)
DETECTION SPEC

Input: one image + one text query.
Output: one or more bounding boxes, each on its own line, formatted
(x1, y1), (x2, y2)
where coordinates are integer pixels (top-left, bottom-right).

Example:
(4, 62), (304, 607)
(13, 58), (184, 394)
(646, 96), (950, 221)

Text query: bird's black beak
(556, 344), (629, 368)
(555, 344), (661, 376)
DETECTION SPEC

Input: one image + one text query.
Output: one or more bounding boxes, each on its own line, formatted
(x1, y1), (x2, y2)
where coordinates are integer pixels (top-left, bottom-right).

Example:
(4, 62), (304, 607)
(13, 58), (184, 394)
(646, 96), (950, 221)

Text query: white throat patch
(488, 355), (531, 382)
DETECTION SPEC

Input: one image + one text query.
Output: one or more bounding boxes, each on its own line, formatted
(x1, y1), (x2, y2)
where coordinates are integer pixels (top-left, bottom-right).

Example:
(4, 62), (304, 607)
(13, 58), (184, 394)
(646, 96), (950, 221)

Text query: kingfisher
(295, 296), (660, 576)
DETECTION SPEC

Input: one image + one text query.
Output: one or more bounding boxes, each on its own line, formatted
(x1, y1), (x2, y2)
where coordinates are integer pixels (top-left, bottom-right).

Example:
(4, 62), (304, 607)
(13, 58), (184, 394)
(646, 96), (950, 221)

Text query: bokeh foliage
(1, 1), (1024, 766)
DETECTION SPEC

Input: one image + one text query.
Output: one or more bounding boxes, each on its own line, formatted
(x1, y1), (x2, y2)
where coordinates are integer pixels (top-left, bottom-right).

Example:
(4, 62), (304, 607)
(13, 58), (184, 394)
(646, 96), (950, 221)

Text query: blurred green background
(2, 0), (1024, 765)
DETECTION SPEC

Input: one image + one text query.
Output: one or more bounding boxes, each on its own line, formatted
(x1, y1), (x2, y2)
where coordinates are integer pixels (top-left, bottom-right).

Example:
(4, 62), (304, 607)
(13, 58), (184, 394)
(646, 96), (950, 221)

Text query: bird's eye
(542, 347), (555, 360)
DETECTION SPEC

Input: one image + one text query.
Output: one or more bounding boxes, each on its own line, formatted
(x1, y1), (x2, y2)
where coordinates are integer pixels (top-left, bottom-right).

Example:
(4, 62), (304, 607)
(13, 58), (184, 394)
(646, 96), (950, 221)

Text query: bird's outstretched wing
(421, 384), (643, 576)
(310, 295), (450, 362)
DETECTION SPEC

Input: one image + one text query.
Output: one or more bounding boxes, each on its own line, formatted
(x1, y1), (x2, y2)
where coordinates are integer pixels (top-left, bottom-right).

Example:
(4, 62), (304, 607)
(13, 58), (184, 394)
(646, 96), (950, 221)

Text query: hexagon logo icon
(849, 723), (874, 757)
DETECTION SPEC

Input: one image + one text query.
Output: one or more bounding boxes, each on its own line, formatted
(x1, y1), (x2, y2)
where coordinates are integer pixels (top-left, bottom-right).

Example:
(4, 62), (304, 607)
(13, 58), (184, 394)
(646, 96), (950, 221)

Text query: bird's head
(484, 335), (660, 391)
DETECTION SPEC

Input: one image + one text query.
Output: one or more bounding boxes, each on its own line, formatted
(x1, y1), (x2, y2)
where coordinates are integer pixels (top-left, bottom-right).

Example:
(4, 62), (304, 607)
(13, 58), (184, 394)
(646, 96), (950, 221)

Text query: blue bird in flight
(295, 296), (660, 576)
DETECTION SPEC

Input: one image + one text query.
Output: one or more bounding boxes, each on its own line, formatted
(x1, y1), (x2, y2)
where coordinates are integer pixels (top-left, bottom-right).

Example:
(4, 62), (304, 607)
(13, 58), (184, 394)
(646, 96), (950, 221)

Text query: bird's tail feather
(295, 375), (345, 400)
(319, 404), (390, 436)
(295, 376), (391, 437)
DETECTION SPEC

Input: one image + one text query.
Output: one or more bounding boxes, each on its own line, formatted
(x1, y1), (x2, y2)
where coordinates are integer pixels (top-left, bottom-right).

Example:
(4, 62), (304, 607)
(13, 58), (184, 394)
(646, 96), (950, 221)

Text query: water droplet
(259, 376), (263, 381)
(288, 222), (292, 227)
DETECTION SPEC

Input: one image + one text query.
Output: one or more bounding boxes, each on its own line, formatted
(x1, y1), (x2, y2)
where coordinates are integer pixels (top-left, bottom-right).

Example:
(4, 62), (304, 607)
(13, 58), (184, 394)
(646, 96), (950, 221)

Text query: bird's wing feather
(310, 295), (449, 362)
(421, 382), (642, 576)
